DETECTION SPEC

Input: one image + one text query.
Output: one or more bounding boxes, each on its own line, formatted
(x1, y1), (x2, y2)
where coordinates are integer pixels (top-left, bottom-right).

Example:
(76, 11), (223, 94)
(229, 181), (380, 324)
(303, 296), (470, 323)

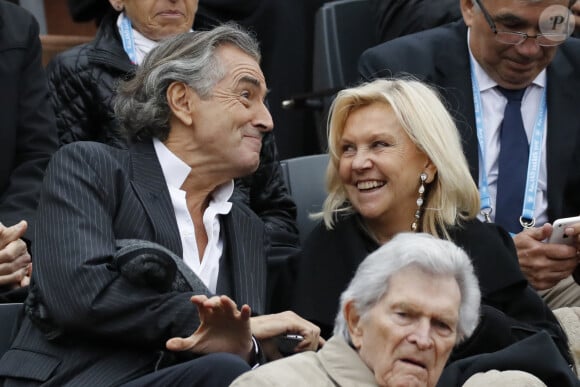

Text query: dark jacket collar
(86, 11), (135, 74)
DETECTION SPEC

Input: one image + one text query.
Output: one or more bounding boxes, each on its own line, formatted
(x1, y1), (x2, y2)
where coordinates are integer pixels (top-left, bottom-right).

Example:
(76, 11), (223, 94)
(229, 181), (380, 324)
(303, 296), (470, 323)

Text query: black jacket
(46, 12), (300, 296)
(293, 215), (578, 385)
(0, 1), (58, 301)
(0, 1), (57, 234)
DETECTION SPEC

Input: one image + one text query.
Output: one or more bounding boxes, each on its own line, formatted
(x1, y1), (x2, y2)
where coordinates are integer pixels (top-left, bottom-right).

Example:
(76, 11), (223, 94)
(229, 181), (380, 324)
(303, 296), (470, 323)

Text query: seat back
(40, 34), (93, 67)
(280, 154), (329, 244)
(312, 0), (376, 92)
(311, 0), (377, 149)
(0, 303), (24, 358)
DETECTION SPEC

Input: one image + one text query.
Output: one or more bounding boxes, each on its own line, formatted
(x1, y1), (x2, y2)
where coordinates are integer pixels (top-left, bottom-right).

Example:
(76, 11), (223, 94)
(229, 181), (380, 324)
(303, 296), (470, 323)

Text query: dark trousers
(120, 353), (251, 387)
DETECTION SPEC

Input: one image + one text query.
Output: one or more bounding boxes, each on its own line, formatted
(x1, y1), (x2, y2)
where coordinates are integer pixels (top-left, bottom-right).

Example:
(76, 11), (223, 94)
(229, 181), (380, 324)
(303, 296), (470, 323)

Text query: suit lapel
(546, 47), (580, 220)
(433, 22), (480, 182)
(129, 141), (183, 256)
(222, 206), (267, 315)
(129, 141), (267, 312)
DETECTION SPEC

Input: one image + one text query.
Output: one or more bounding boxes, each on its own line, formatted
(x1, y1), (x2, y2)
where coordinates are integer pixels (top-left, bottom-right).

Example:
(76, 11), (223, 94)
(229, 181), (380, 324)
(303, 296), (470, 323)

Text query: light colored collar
(467, 28), (546, 92)
(116, 13), (194, 65)
(318, 336), (377, 386)
(153, 138), (234, 210)
(116, 13), (157, 65)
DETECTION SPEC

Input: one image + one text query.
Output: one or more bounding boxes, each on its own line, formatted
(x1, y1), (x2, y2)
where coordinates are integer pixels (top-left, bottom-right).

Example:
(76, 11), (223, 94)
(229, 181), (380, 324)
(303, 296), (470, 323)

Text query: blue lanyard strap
(119, 13), (138, 65)
(469, 57), (547, 228)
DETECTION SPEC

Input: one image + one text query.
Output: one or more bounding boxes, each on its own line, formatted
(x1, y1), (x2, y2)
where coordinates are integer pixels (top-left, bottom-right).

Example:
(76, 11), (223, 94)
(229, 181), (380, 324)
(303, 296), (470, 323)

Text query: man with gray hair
(0, 23), (320, 387)
(232, 233), (481, 387)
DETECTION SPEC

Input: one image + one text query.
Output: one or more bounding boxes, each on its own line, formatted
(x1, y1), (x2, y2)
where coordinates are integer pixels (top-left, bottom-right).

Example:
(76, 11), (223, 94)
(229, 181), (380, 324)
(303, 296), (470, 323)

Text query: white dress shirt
(468, 31), (549, 226)
(153, 139), (233, 293)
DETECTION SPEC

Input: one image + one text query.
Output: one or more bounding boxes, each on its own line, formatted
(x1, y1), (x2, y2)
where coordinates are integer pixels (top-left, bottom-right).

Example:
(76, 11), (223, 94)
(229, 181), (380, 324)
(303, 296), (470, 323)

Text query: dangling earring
(411, 172), (427, 231)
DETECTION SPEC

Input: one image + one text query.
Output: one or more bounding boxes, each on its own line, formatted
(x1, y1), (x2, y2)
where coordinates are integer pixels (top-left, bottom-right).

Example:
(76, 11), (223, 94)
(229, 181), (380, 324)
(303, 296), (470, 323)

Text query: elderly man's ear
(345, 300), (364, 350)
(167, 81), (196, 126)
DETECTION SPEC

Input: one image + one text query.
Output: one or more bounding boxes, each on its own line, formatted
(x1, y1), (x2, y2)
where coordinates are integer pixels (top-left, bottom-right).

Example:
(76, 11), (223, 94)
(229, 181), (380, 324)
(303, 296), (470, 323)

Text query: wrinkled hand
(166, 295), (253, 361)
(0, 221), (32, 288)
(251, 311), (324, 360)
(514, 223), (578, 290)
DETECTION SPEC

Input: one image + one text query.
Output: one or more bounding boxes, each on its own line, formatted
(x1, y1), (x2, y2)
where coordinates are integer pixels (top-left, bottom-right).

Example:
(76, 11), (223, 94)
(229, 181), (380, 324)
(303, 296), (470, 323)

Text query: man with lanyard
(359, 0), (580, 308)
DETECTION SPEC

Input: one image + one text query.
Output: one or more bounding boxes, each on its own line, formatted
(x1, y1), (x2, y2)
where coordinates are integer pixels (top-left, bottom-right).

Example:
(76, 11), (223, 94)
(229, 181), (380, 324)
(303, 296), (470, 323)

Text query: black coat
(0, 1), (58, 301)
(293, 215), (578, 386)
(0, 1), (57, 236)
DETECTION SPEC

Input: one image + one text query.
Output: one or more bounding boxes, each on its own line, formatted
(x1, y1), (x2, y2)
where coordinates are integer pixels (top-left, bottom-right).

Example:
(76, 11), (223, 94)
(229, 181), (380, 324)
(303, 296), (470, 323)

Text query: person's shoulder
(307, 213), (357, 239)
(0, 2), (38, 48)
(47, 41), (94, 74)
(0, 1), (35, 25)
(55, 141), (126, 164)
(561, 36), (580, 49)
(231, 351), (322, 387)
(47, 142), (129, 185)
(363, 20), (465, 56)
(359, 20), (466, 78)
(449, 218), (512, 245)
(448, 218), (518, 263)
(302, 213), (367, 256)
(448, 218), (525, 295)
(556, 37), (580, 65)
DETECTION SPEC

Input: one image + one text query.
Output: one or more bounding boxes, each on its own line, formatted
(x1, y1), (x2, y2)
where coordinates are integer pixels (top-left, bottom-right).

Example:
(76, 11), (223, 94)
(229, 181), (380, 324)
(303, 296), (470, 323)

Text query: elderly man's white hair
(333, 232), (481, 344)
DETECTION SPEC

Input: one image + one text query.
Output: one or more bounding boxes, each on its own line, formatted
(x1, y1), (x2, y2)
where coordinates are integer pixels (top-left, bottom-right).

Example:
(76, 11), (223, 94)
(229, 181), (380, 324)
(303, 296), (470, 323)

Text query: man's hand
(0, 221), (31, 288)
(166, 295), (253, 360)
(513, 223), (578, 290)
(250, 311), (324, 360)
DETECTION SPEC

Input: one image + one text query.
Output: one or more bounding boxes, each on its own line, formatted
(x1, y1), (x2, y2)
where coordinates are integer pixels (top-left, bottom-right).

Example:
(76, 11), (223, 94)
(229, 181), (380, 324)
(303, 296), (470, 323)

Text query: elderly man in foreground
(232, 233), (481, 387)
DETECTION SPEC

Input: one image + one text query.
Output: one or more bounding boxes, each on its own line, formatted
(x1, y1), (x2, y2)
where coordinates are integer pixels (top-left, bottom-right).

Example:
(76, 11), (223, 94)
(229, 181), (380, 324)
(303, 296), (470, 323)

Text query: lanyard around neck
(119, 13), (138, 65)
(469, 56), (547, 229)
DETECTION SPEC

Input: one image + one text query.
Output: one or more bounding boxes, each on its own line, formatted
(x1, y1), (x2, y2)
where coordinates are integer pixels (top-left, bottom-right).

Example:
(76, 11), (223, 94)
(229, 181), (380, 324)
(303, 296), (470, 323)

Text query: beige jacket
(230, 336), (377, 387)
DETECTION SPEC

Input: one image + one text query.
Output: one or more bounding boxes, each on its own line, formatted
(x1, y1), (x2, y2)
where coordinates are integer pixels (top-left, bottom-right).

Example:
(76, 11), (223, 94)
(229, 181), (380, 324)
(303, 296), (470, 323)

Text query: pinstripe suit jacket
(0, 141), (268, 386)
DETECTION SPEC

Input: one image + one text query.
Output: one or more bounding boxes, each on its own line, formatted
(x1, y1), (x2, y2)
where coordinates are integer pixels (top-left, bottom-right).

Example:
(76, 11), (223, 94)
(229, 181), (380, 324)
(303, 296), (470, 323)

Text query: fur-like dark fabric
(114, 239), (210, 294)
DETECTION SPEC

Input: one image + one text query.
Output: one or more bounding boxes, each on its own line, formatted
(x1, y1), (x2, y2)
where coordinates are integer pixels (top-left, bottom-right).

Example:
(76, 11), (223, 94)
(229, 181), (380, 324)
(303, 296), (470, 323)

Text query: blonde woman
(292, 78), (575, 384)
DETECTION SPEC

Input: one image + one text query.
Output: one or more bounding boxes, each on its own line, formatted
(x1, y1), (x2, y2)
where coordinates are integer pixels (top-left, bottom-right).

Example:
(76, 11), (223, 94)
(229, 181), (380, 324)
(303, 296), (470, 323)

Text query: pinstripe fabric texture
(0, 141), (268, 386)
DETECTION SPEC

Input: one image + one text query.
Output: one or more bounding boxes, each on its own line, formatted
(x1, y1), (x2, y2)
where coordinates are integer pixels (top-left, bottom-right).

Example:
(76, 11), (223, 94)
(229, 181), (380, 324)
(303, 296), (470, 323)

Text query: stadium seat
(280, 154), (329, 244)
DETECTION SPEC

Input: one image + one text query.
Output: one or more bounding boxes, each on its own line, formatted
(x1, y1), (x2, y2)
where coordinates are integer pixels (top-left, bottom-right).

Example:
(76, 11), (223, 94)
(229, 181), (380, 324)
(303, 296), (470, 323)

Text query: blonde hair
(322, 78), (479, 239)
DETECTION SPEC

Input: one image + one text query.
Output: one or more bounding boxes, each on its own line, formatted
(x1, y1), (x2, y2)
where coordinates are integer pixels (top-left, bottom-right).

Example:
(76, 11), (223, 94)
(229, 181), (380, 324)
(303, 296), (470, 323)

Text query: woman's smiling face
(338, 102), (432, 233)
